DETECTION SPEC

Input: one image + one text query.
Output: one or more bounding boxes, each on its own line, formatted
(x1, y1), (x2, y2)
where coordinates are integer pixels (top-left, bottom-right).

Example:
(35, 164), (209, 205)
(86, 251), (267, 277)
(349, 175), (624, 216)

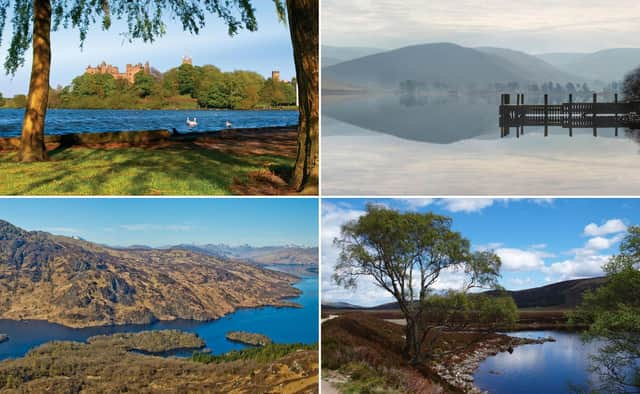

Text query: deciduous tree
(333, 204), (502, 363)
(572, 226), (640, 393)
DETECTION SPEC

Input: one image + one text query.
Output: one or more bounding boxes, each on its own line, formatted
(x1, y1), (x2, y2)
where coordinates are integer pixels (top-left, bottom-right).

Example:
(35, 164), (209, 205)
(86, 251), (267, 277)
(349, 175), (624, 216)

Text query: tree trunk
(18, 0), (51, 162)
(286, 0), (318, 194)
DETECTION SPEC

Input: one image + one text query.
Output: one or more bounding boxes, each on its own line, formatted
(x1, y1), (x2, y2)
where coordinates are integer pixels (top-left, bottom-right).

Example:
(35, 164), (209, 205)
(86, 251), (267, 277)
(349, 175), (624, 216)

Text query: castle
(85, 61), (151, 84)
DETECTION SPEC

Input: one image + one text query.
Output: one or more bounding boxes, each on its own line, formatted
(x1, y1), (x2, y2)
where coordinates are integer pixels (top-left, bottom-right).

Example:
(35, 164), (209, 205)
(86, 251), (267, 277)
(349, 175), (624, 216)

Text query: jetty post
(544, 94), (548, 137)
(593, 93), (597, 137)
(516, 94), (520, 138)
(568, 94), (573, 137)
(615, 93), (619, 137)
(520, 94), (525, 136)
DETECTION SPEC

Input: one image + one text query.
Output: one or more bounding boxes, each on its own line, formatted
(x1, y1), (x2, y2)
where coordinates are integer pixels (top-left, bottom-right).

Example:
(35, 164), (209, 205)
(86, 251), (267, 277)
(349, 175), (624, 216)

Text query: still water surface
(474, 331), (600, 394)
(0, 274), (317, 360)
(322, 93), (640, 195)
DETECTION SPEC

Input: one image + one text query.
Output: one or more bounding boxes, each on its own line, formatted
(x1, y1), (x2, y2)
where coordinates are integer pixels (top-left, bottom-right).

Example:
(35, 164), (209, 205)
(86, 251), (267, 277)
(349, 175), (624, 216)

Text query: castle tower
(182, 55), (192, 65)
(144, 61), (150, 74)
(272, 70), (280, 82)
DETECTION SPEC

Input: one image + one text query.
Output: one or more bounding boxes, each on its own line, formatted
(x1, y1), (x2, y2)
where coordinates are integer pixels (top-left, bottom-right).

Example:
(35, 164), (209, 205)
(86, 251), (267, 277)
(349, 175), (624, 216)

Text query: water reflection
(322, 94), (640, 195)
(322, 93), (635, 144)
(474, 331), (601, 394)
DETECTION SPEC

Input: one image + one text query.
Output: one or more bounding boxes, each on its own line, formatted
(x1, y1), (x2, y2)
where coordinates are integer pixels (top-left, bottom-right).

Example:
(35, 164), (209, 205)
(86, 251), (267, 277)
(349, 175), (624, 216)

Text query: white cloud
(585, 235), (624, 251)
(399, 198), (435, 210)
(584, 219), (627, 237)
(494, 248), (550, 271)
(120, 224), (194, 231)
(543, 254), (609, 281)
(439, 198), (495, 213)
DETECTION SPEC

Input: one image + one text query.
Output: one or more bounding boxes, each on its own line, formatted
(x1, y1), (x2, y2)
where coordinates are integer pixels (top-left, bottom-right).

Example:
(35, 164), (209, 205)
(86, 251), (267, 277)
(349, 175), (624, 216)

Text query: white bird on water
(226, 120), (233, 129)
(186, 117), (198, 128)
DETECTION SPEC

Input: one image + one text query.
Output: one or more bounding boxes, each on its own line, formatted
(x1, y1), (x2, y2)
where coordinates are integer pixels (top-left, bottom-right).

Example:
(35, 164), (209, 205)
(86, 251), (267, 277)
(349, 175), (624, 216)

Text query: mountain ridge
(323, 42), (583, 88)
(0, 220), (301, 328)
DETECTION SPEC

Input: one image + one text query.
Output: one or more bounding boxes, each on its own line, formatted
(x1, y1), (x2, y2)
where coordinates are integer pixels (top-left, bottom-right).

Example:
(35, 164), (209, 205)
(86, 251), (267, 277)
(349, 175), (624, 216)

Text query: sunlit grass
(0, 146), (293, 195)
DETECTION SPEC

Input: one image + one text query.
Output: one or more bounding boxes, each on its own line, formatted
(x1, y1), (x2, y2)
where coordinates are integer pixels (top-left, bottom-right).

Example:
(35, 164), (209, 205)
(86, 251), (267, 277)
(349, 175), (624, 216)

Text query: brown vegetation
(226, 331), (273, 347)
(322, 313), (551, 394)
(0, 220), (301, 328)
(0, 331), (318, 393)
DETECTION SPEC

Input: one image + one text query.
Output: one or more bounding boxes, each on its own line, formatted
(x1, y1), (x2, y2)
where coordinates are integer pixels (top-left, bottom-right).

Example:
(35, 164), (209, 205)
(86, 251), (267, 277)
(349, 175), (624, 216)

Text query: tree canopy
(572, 226), (640, 393)
(0, 0), (286, 75)
(624, 66), (640, 102)
(40, 64), (295, 110)
(333, 204), (502, 363)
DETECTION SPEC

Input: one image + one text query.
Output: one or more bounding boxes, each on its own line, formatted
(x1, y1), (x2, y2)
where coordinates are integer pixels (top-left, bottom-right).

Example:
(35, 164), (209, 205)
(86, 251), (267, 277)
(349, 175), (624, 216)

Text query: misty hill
(475, 47), (581, 83)
(0, 220), (300, 328)
(171, 244), (318, 265)
(323, 43), (580, 88)
(322, 45), (384, 67)
(537, 48), (640, 82)
(484, 277), (608, 309)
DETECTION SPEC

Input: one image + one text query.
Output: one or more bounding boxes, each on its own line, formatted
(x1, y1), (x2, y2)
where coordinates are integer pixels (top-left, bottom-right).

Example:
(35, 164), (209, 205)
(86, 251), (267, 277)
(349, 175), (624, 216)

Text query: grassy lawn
(0, 146), (293, 195)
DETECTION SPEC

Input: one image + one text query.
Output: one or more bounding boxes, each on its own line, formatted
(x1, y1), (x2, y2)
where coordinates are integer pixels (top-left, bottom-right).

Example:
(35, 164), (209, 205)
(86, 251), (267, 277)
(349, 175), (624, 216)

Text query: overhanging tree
(0, 0), (318, 192)
(333, 204), (502, 363)
(572, 226), (640, 393)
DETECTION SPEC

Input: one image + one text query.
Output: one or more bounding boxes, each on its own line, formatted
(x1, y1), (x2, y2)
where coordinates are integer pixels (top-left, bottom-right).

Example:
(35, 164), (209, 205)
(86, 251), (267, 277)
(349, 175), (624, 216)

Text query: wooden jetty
(499, 93), (640, 138)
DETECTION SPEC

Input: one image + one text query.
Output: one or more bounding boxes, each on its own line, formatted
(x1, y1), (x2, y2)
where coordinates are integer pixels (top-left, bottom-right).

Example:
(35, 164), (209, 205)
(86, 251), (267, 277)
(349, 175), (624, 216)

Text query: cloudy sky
(322, 198), (639, 307)
(0, 198), (318, 248)
(0, 3), (294, 96)
(322, 0), (640, 54)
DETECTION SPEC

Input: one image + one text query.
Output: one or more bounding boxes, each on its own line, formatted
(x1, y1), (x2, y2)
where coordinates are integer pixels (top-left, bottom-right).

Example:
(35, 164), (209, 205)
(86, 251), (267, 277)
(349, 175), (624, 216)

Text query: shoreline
(0, 276), (313, 329)
(0, 125), (299, 151)
(432, 334), (556, 394)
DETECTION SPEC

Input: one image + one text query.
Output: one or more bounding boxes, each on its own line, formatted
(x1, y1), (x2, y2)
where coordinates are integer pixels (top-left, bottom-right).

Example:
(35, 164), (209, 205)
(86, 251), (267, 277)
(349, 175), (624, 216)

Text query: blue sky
(0, 198), (318, 247)
(322, 198), (640, 306)
(0, 3), (294, 96)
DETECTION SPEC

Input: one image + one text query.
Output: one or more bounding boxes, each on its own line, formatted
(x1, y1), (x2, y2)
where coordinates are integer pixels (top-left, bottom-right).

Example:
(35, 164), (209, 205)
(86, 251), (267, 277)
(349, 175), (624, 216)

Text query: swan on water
(186, 117), (198, 127)
(226, 120), (233, 129)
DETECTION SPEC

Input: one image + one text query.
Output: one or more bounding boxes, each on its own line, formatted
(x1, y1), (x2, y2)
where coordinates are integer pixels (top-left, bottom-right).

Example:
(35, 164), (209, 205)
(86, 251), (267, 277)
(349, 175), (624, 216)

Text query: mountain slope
(485, 277), (608, 308)
(173, 244), (318, 265)
(476, 47), (581, 83)
(538, 48), (640, 81)
(322, 45), (384, 67)
(0, 220), (300, 328)
(323, 43), (579, 88)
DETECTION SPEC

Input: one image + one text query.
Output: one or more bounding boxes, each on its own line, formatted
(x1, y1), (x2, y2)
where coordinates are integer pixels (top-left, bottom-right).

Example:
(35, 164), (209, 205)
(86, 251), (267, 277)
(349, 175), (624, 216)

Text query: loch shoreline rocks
(432, 334), (556, 394)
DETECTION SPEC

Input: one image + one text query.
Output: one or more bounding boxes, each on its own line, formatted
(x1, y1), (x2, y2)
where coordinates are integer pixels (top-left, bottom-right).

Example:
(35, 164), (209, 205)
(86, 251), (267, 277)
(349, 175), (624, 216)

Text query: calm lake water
(474, 331), (600, 393)
(0, 108), (299, 137)
(0, 274), (318, 361)
(322, 93), (640, 195)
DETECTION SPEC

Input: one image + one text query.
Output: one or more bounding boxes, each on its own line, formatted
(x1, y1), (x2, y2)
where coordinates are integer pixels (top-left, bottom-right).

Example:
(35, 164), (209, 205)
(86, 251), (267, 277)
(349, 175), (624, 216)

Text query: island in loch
(0, 219), (319, 392)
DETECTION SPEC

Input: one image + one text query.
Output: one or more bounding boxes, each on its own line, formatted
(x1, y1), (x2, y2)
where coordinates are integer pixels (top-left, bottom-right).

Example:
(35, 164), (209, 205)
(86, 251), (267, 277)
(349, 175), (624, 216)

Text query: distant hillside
(323, 277), (608, 311)
(476, 47), (581, 83)
(172, 244), (318, 265)
(537, 48), (640, 82)
(323, 43), (579, 88)
(322, 45), (384, 67)
(0, 220), (300, 328)
(322, 301), (363, 310)
(485, 277), (608, 309)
